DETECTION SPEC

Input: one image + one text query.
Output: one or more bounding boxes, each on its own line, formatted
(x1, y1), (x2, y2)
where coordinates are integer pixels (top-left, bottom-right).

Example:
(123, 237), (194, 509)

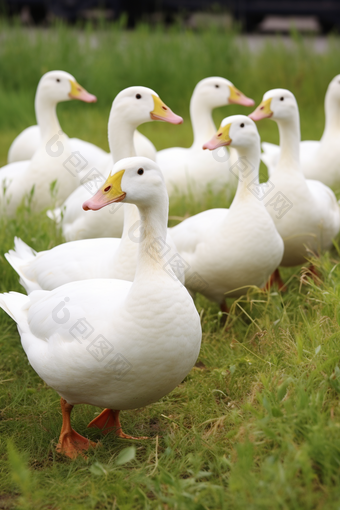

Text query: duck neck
(35, 94), (62, 145)
(190, 94), (217, 148)
(108, 109), (137, 162)
(121, 202), (140, 236)
(322, 89), (340, 139)
(108, 103), (141, 253)
(232, 143), (260, 204)
(276, 112), (300, 171)
(132, 189), (172, 283)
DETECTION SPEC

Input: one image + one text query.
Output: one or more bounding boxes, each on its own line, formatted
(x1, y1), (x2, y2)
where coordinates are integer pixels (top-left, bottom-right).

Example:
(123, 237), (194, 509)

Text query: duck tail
(0, 291), (29, 324)
(5, 238), (36, 293)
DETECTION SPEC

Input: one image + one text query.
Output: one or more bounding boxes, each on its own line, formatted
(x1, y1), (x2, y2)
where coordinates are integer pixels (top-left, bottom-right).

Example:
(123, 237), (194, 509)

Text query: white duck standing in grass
(170, 115), (284, 313)
(156, 77), (254, 197)
(48, 86), (183, 241)
(8, 71), (157, 166)
(261, 75), (340, 190)
(245, 88), (340, 288)
(5, 88), (184, 291)
(0, 71), (97, 215)
(0, 156), (202, 459)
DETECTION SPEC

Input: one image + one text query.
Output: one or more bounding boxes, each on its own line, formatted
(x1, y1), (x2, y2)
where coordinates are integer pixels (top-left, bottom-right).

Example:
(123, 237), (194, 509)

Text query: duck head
(249, 89), (298, 122)
(37, 70), (97, 104)
(202, 114), (259, 151)
(111, 86), (183, 127)
(193, 76), (254, 108)
(83, 156), (166, 211)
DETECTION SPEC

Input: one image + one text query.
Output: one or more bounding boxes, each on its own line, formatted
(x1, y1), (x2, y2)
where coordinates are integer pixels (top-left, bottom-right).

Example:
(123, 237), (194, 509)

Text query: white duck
(233, 88), (340, 288)
(8, 72), (157, 166)
(5, 88), (185, 291)
(0, 71), (97, 215)
(48, 86), (183, 241)
(156, 77), (254, 197)
(0, 156), (202, 459)
(261, 75), (340, 189)
(170, 115), (284, 311)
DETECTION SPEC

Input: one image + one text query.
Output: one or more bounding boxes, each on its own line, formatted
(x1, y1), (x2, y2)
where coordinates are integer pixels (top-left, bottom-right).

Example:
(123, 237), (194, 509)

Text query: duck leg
(56, 398), (98, 459)
(220, 302), (229, 315)
(219, 301), (229, 326)
(308, 264), (319, 279)
(265, 269), (287, 292)
(88, 409), (148, 440)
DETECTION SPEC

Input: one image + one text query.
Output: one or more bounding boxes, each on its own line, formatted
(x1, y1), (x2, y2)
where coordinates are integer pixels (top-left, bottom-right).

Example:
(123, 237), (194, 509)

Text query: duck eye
(137, 168), (144, 175)
(280, 97), (284, 101)
(215, 84), (219, 88)
(240, 123), (244, 128)
(136, 94), (141, 99)
(56, 78), (60, 83)
(104, 185), (111, 192)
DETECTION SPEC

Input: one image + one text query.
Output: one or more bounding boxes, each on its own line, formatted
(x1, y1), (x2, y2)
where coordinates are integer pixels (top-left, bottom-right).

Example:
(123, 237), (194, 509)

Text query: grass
(1, 19), (340, 509)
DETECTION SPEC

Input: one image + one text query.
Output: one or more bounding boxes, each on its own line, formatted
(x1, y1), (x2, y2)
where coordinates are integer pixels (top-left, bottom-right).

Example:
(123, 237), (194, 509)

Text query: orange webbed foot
(88, 408), (148, 440)
(57, 428), (98, 459)
(115, 430), (149, 440)
(88, 408), (117, 435)
(56, 397), (100, 459)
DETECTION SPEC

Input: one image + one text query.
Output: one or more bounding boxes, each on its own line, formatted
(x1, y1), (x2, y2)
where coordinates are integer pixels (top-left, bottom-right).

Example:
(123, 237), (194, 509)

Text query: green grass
(1, 20), (340, 509)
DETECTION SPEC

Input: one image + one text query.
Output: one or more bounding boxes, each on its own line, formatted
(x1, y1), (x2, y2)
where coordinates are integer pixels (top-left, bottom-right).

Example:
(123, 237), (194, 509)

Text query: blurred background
(1, 0), (339, 200)
(2, 0), (340, 32)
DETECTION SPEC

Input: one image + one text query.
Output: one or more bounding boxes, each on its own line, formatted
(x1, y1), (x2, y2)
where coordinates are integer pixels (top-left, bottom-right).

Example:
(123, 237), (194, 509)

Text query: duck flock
(1, 70), (340, 459)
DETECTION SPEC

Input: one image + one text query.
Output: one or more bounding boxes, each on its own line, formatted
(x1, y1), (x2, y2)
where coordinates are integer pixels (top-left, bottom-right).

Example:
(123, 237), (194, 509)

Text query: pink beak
(234, 95), (255, 107)
(69, 88), (97, 103)
(202, 136), (231, 151)
(229, 94), (255, 107)
(83, 189), (126, 211)
(150, 110), (183, 124)
(248, 109), (272, 122)
(83, 195), (103, 211)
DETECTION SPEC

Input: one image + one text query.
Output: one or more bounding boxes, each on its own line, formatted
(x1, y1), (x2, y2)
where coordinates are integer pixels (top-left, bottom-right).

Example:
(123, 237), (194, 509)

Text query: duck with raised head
(156, 77), (254, 197)
(0, 156), (202, 459)
(47, 86), (183, 242)
(261, 76), (340, 189)
(246, 89), (340, 287)
(170, 115), (284, 312)
(1, 71), (97, 215)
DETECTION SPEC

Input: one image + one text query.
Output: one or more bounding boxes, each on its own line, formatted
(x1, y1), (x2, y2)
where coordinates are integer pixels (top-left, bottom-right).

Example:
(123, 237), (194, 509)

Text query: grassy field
(1, 20), (340, 510)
